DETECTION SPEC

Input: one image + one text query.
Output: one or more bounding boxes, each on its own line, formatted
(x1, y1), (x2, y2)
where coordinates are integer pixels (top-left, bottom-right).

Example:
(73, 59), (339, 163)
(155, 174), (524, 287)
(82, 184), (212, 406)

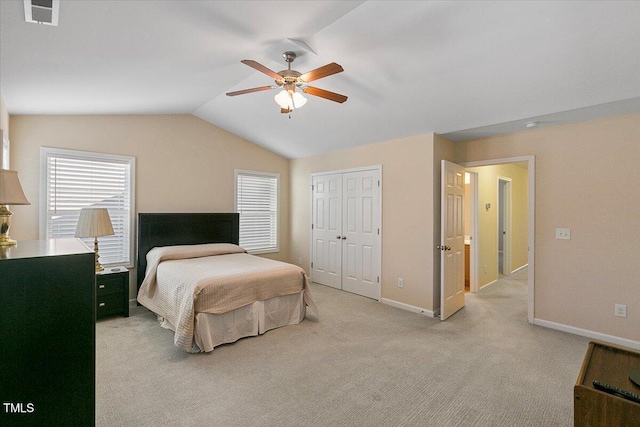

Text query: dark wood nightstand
(96, 266), (129, 319)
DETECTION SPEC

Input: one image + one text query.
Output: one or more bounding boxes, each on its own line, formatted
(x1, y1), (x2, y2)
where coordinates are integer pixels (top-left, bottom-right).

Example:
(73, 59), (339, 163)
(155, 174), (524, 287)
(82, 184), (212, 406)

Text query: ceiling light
(275, 90), (293, 110)
(274, 88), (307, 111)
(525, 121), (538, 128)
(292, 91), (307, 108)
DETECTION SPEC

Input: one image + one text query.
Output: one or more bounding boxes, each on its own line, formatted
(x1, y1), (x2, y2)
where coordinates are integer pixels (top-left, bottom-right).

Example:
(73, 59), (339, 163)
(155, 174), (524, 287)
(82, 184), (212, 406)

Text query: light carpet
(96, 268), (589, 426)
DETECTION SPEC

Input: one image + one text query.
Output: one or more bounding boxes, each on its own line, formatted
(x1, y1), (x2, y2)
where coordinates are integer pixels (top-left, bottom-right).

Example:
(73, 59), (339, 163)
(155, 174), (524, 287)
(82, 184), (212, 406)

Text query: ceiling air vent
(24, 0), (59, 26)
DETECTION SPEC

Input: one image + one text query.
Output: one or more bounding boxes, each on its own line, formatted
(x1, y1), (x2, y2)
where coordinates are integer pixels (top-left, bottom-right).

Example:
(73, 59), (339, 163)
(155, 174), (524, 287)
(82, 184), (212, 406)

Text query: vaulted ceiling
(1, 1), (639, 158)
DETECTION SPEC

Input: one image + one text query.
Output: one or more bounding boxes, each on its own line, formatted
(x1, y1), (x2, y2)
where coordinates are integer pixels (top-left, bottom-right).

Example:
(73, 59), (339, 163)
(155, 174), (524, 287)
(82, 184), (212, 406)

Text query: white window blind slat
(235, 171), (279, 254)
(41, 149), (135, 266)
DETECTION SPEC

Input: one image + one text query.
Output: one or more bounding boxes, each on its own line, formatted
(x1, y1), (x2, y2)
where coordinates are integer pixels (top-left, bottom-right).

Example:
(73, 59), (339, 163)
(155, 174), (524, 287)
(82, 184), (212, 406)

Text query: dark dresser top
(0, 238), (92, 260)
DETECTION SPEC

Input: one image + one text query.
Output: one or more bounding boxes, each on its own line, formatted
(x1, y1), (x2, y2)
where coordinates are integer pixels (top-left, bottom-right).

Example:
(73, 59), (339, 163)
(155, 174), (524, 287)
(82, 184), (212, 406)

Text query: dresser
(0, 239), (95, 426)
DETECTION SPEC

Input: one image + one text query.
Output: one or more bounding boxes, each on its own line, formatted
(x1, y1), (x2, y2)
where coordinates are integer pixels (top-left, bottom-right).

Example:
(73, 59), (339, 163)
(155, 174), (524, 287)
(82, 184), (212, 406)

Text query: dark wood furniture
(136, 213), (239, 292)
(0, 239), (95, 426)
(96, 266), (129, 319)
(574, 341), (640, 426)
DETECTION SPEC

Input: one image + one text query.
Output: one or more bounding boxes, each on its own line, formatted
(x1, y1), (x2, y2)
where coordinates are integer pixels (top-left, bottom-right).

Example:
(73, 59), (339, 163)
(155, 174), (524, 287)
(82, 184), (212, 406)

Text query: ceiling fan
(226, 51), (348, 115)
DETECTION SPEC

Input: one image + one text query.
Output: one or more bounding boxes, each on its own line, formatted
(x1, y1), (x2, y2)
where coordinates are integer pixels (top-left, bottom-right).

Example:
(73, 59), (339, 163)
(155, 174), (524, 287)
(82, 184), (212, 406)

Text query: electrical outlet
(615, 304), (627, 318)
(555, 228), (571, 240)
(397, 278), (404, 288)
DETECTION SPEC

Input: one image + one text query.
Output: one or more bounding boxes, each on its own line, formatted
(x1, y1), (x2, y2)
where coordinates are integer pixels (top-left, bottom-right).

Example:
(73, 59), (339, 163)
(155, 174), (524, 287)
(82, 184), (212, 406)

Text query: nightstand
(96, 266), (129, 319)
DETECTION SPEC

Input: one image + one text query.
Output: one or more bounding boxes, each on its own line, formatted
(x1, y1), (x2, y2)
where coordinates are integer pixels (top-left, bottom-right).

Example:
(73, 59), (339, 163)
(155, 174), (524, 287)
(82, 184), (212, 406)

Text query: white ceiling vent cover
(24, 0), (59, 26)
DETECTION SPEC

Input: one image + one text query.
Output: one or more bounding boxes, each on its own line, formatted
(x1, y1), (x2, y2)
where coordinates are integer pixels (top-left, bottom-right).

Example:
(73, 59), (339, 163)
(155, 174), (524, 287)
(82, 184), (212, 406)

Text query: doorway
(462, 156), (535, 324)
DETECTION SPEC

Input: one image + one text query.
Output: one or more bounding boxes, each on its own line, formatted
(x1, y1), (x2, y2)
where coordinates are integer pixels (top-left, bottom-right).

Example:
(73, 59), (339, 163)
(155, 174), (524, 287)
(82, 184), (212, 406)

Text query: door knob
(341, 236), (347, 240)
(337, 235), (342, 239)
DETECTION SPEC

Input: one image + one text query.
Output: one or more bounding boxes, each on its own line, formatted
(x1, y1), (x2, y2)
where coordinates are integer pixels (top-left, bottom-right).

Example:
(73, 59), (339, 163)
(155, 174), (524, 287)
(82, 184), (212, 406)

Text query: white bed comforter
(137, 243), (317, 351)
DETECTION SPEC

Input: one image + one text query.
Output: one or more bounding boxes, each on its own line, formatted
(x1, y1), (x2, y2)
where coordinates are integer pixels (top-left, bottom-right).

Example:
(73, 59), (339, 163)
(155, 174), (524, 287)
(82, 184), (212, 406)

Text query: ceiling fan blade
(302, 86), (348, 103)
(299, 63), (344, 83)
(226, 86), (273, 96)
(241, 60), (282, 80)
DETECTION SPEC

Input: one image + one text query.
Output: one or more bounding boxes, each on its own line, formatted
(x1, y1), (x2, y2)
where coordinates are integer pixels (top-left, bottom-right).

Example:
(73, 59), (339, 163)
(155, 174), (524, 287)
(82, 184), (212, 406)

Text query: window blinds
(43, 150), (133, 266)
(236, 171), (279, 254)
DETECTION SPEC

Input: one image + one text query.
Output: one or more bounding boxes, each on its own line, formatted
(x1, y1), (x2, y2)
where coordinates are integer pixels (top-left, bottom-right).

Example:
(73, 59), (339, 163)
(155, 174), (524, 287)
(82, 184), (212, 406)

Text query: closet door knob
(337, 235), (342, 239)
(341, 236), (347, 240)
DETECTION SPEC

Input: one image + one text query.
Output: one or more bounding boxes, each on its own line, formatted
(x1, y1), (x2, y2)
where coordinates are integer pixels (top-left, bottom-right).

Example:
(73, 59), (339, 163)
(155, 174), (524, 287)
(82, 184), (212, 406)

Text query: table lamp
(75, 207), (114, 272)
(0, 169), (31, 246)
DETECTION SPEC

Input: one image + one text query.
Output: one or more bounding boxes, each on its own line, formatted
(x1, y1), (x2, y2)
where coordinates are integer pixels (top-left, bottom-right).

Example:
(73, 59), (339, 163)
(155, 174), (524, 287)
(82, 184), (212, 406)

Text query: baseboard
(511, 263), (528, 275)
(533, 318), (640, 351)
(479, 279), (498, 290)
(380, 298), (436, 317)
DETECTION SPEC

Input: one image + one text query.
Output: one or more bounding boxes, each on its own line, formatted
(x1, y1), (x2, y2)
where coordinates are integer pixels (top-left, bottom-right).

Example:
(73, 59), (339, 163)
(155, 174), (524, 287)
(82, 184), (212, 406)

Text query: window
(40, 148), (135, 267)
(235, 170), (279, 254)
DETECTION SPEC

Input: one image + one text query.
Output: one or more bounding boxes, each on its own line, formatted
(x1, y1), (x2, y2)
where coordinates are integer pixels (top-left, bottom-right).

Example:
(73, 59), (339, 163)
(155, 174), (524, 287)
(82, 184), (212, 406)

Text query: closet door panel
(342, 169), (380, 299)
(312, 174), (342, 289)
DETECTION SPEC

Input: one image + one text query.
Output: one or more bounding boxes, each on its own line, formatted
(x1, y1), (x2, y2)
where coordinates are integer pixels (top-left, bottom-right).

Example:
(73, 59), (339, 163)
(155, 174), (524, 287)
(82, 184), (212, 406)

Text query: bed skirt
(158, 291), (305, 353)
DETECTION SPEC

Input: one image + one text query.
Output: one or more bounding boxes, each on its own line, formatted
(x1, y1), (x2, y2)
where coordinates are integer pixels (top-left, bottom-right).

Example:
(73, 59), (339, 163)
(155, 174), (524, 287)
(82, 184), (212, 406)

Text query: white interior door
(312, 174), (342, 289)
(341, 170), (380, 299)
(440, 160), (465, 320)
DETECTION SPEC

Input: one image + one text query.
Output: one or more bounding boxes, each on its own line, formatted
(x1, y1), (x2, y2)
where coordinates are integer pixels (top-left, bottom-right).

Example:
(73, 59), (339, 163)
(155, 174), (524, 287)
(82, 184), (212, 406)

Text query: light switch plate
(555, 228), (571, 240)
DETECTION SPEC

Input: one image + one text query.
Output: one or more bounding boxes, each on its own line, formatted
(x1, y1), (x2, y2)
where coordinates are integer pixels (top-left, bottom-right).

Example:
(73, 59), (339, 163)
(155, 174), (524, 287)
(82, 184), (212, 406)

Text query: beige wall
(10, 114), (291, 298)
(290, 134), (438, 311)
(8, 105), (638, 344)
(466, 163), (528, 287)
(455, 113), (640, 342)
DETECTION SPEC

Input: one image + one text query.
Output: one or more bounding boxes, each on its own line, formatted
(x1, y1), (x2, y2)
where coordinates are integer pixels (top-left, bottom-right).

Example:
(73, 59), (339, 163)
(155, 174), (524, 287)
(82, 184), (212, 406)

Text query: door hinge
(312, 224), (314, 229)
(377, 276), (380, 283)
(378, 180), (380, 187)
(311, 262), (314, 268)
(311, 184), (314, 191)
(377, 228), (380, 235)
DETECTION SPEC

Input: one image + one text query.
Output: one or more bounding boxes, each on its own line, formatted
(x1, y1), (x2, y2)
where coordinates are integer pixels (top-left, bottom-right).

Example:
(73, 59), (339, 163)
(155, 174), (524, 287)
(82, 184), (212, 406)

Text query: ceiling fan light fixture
(275, 90), (294, 110)
(230, 52), (346, 112)
(274, 88), (307, 111)
(292, 91), (307, 108)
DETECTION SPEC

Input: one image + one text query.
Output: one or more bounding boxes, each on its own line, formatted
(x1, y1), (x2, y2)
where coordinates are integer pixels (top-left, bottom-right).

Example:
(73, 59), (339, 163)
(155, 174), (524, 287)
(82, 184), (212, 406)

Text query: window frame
(39, 147), (136, 268)
(234, 169), (280, 255)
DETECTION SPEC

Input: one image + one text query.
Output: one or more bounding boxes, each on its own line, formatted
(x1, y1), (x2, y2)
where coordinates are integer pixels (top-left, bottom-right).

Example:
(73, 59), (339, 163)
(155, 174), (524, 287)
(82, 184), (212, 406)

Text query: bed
(136, 213), (316, 352)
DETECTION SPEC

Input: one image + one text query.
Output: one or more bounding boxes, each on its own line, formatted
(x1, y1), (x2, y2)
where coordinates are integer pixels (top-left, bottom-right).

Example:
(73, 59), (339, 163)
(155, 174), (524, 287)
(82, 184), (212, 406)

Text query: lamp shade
(74, 208), (114, 238)
(275, 90), (293, 110)
(0, 169), (31, 205)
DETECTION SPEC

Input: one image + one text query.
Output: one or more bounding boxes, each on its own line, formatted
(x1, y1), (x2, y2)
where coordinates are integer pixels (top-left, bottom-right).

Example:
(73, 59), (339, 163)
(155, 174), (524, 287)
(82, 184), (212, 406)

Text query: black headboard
(137, 213), (239, 290)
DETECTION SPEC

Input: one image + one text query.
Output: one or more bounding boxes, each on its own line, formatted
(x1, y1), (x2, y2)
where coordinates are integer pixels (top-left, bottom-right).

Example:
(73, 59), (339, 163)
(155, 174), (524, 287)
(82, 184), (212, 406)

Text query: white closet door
(312, 174), (342, 289)
(341, 170), (380, 299)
